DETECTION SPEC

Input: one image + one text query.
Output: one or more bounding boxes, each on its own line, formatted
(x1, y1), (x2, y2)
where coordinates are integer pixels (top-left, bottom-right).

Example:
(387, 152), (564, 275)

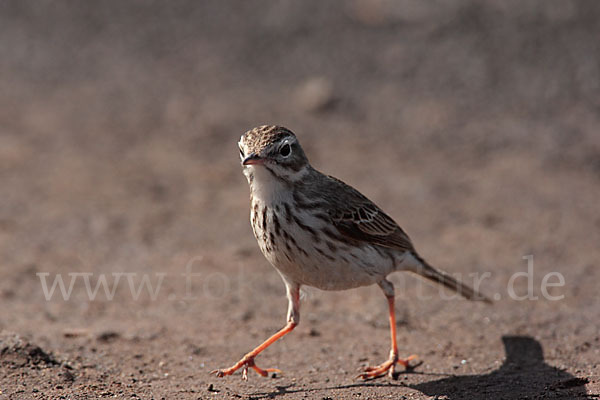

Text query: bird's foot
(357, 353), (417, 380)
(211, 355), (282, 380)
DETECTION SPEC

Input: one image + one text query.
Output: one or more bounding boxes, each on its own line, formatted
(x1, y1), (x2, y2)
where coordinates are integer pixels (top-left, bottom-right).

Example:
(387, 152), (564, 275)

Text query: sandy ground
(1, 1), (599, 399)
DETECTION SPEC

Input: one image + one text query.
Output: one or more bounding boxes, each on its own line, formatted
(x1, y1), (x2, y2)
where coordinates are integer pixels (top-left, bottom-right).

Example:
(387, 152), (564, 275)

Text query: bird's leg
(212, 284), (300, 380)
(358, 279), (416, 380)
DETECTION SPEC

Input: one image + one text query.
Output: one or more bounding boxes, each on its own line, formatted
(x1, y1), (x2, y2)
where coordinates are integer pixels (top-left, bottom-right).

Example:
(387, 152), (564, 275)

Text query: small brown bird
(212, 125), (490, 380)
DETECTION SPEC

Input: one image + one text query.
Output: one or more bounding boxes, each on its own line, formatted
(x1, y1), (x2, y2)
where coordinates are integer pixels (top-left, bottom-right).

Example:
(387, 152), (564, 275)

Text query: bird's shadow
(245, 336), (592, 399)
(410, 336), (592, 399)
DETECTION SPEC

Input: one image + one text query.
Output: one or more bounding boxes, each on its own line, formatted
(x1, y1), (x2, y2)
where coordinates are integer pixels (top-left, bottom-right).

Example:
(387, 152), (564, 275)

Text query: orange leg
(358, 280), (416, 380)
(212, 284), (300, 380)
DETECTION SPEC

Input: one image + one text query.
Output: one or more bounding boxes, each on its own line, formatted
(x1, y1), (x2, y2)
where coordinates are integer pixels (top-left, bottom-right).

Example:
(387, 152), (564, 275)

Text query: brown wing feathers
(324, 177), (490, 303)
(333, 206), (414, 253)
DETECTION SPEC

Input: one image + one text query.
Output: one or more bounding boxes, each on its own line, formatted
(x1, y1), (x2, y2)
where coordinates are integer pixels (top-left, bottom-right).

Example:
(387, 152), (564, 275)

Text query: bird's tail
(408, 253), (492, 303)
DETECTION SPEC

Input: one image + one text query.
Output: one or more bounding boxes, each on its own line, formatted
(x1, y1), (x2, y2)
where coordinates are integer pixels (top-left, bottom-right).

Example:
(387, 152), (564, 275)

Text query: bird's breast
(249, 198), (395, 290)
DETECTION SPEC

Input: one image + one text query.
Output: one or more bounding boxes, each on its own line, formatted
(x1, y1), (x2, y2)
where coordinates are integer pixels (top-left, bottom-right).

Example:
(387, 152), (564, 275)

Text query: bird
(211, 125), (491, 380)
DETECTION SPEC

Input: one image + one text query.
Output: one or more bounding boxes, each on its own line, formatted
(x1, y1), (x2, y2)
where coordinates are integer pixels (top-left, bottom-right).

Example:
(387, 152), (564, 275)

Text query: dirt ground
(1, 1), (599, 399)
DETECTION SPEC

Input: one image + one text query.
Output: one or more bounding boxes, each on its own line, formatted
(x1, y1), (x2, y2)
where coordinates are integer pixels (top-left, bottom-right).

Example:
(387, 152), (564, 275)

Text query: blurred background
(1, 1), (599, 398)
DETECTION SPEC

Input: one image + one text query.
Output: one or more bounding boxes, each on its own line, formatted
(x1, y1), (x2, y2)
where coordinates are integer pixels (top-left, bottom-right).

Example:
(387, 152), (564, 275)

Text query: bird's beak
(242, 153), (264, 166)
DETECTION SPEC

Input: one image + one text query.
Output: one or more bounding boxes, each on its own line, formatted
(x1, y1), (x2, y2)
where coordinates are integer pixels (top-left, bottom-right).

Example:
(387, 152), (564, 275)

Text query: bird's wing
(325, 177), (414, 253)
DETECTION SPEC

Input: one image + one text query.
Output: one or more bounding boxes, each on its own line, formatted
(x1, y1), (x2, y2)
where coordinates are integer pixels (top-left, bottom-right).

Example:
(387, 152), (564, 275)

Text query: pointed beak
(242, 153), (264, 166)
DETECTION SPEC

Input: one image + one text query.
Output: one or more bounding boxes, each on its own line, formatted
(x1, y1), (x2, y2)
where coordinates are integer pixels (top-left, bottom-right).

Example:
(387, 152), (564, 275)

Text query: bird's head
(239, 125), (309, 184)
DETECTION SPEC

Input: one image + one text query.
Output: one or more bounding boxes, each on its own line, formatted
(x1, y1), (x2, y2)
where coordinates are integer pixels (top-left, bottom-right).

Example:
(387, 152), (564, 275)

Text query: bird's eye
(279, 144), (291, 157)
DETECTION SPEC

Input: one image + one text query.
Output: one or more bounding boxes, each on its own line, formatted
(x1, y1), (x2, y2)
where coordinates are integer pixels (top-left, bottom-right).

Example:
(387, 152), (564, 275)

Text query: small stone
(97, 331), (120, 343)
(63, 328), (89, 338)
(207, 384), (219, 393)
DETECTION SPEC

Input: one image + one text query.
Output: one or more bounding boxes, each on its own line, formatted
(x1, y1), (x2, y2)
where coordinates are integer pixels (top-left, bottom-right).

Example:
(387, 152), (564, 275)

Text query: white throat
(244, 164), (309, 204)
(245, 165), (286, 204)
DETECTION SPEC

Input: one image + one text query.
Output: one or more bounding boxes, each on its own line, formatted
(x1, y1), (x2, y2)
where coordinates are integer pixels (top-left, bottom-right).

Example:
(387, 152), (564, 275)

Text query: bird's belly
(252, 205), (395, 290)
(271, 244), (394, 290)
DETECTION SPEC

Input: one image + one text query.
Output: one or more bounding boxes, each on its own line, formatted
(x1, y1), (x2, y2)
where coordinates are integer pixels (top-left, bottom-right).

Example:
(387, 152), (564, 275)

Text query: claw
(356, 354), (418, 380)
(398, 354), (417, 368)
(211, 356), (282, 380)
(211, 319), (298, 379)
